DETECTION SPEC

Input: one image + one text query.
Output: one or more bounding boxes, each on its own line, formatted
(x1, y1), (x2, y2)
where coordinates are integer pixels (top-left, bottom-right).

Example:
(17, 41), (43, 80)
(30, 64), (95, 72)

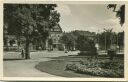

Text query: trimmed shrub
(58, 44), (64, 51)
(78, 51), (97, 56)
(76, 35), (97, 56)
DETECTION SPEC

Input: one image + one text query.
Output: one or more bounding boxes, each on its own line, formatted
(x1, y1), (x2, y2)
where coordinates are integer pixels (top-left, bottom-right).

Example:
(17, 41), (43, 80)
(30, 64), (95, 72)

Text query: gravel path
(3, 51), (79, 77)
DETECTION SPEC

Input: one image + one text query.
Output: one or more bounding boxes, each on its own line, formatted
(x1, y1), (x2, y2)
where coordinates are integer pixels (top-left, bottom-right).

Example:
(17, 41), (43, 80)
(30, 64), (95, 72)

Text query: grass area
(35, 56), (98, 77)
(35, 56), (124, 78)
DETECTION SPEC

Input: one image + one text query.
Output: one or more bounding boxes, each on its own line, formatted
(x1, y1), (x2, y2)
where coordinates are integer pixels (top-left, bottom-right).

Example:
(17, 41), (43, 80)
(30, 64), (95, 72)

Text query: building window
(54, 39), (56, 42)
(51, 29), (53, 31)
(9, 39), (15, 46)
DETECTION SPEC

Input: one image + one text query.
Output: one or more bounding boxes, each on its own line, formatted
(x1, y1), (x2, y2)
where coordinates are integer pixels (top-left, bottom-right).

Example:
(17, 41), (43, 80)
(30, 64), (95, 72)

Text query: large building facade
(46, 24), (63, 50)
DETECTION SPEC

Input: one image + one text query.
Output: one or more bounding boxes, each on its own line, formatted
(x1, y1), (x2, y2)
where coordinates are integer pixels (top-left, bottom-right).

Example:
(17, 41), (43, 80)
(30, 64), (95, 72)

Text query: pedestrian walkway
(3, 51), (79, 77)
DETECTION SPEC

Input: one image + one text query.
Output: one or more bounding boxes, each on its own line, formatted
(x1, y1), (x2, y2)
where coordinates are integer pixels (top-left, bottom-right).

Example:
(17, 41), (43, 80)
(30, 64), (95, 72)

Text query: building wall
(46, 25), (63, 51)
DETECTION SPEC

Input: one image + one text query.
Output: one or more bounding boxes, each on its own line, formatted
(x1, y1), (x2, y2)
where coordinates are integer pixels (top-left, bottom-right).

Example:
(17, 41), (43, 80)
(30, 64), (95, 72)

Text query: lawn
(35, 56), (99, 77)
(35, 55), (124, 77)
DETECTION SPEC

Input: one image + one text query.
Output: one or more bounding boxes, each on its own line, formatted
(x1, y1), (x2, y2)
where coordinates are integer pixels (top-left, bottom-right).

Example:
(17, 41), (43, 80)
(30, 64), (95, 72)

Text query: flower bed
(66, 58), (124, 78)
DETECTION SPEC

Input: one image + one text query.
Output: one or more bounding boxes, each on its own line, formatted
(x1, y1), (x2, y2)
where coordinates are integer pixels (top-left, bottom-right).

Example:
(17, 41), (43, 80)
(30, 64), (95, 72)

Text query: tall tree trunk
(25, 37), (30, 59)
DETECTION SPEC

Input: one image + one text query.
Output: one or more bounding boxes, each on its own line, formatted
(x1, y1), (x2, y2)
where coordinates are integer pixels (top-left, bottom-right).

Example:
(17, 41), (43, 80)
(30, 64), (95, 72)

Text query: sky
(55, 4), (124, 33)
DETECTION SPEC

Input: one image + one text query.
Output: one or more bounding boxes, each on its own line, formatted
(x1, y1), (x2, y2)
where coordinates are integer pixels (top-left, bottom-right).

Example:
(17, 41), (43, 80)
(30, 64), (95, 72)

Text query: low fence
(4, 46), (45, 52)
(4, 46), (20, 51)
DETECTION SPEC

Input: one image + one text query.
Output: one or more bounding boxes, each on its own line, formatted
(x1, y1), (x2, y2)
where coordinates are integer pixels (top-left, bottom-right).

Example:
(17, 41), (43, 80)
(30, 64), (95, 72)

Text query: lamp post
(105, 32), (107, 52)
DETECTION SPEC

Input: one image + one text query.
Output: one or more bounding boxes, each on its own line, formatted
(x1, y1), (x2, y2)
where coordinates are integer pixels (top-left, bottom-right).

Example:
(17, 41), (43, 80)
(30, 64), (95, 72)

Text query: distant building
(46, 24), (63, 50)
(3, 24), (63, 51)
(3, 35), (25, 51)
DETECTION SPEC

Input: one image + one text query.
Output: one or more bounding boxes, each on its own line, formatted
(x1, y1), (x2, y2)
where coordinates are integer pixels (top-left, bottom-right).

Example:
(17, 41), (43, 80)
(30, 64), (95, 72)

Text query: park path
(3, 51), (79, 77)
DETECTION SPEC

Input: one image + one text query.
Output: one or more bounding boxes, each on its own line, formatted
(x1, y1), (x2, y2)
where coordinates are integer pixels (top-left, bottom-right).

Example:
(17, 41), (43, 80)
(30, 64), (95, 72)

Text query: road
(3, 51), (79, 77)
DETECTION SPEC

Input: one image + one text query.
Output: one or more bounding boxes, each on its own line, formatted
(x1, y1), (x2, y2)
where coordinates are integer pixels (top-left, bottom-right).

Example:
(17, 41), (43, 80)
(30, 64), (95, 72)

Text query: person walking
(21, 48), (25, 59)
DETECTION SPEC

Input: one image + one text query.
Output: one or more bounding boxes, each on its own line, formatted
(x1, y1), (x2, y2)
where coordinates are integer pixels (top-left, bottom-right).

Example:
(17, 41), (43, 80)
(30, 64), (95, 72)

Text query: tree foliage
(118, 31), (124, 49)
(98, 29), (113, 50)
(76, 35), (96, 51)
(107, 4), (125, 26)
(60, 30), (96, 51)
(60, 33), (76, 50)
(4, 4), (60, 59)
(97, 29), (124, 50)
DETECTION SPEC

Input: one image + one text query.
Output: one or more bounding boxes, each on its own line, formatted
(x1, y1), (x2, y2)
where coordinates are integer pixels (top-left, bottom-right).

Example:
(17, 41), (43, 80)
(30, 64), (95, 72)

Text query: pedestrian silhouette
(21, 49), (25, 59)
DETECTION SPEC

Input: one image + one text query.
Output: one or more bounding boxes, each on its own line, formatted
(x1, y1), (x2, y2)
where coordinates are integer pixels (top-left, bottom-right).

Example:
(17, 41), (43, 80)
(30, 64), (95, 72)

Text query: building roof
(50, 24), (62, 33)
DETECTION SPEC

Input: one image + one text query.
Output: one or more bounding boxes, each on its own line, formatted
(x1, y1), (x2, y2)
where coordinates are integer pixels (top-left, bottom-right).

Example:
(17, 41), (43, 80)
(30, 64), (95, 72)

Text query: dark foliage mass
(4, 4), (60, 36)
(60, 30), (96, 51)
(4, 4), (60, 59)
(60, 30), (97, 56)
(76, 35), (95, 51)
(107, 4), (125, 26)
(96, 29), (124, 50)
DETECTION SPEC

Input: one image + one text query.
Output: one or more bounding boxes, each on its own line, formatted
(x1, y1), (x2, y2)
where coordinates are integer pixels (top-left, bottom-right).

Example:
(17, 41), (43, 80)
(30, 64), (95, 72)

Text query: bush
(58, 44), (64, 51)
(99, 59), (124, 70)
(78, 51), (97, 56)
(76, 35), (97, 56)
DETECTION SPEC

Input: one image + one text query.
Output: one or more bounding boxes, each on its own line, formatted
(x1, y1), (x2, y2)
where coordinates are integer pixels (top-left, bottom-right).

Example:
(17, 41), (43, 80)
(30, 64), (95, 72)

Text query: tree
(97, 28), (124, 53)
(4, 4), (60, 59)
(60, 33), (76, 51)
(60, 30), (96, 51)
(48, 38), (53, 51)
(118, 31), (124, 51)
(107, 4), (125, 26)
(76, 35), (97, 56)
(98, 29), (111, 50)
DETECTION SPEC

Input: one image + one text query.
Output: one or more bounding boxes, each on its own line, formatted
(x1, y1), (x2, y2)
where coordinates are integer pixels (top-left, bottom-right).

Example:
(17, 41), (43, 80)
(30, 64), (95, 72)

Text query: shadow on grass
(3, 58), (25, 61)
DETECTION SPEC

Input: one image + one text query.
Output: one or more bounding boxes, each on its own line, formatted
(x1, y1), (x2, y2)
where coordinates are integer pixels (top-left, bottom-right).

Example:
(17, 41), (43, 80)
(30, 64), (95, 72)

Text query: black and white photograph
(2, 2), (126, 80)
